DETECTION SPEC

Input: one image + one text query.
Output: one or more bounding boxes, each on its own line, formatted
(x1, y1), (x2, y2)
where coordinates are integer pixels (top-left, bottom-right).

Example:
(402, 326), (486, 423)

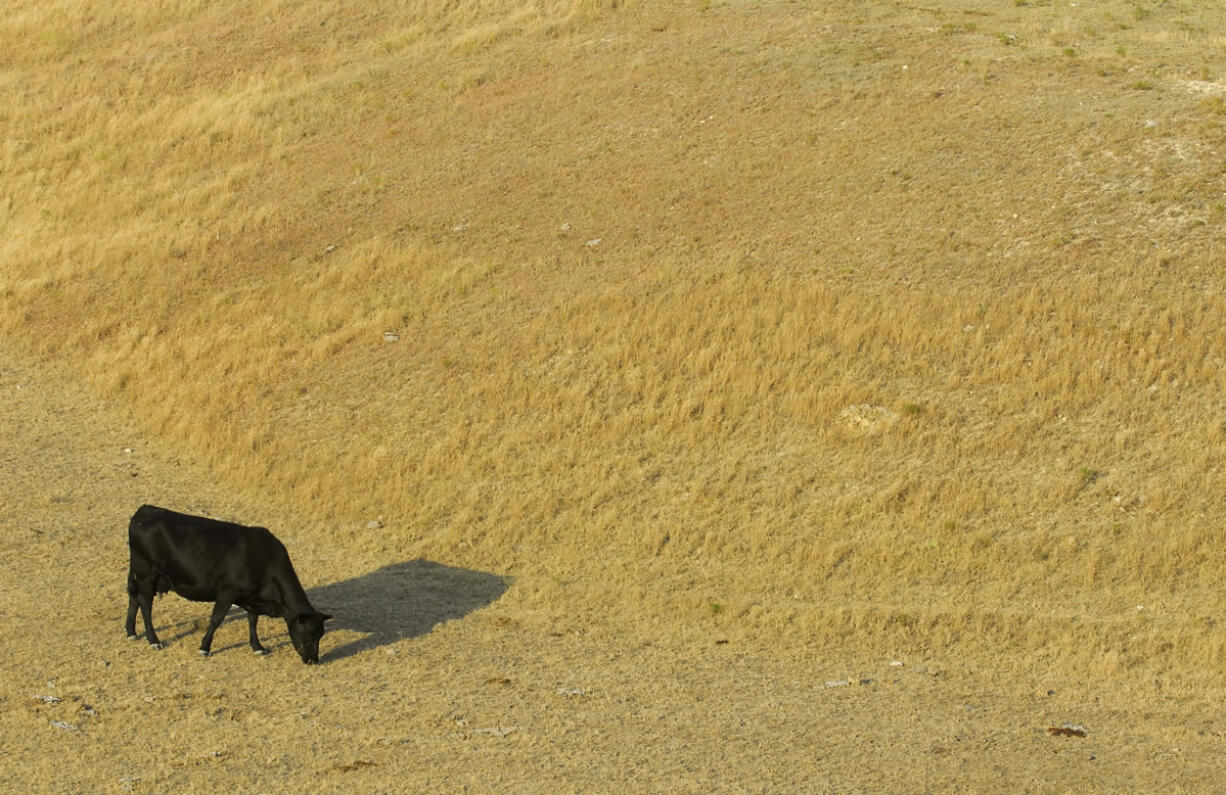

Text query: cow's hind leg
(134, 580), (163, 650)
(246, 611), (267, 655)
(198, 598), (232, 657)
(124, 571), (139, 639)
(124, 596), (140, 640)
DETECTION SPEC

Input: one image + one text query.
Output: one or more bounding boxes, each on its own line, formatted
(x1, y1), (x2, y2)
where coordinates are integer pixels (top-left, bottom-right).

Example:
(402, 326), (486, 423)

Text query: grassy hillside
(5, 0), (1226, 677)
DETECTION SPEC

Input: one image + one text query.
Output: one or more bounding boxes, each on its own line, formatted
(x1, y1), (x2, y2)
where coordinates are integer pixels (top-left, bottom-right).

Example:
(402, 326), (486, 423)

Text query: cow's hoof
(252, 648), (268, 656)
(151, 642), (165, 651)
(199, 649), (210, 658)
(126, 633), (139, 641)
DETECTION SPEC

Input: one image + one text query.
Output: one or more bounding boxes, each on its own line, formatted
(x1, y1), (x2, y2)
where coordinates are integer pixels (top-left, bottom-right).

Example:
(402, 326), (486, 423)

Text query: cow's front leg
(246, 611), (267, 655)
(198, 598), (231, 657)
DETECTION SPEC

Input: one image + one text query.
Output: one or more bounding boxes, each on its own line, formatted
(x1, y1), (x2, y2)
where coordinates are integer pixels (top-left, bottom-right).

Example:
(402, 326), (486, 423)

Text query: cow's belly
(153, 573), (217, 602)
(171, 585), (218, 602)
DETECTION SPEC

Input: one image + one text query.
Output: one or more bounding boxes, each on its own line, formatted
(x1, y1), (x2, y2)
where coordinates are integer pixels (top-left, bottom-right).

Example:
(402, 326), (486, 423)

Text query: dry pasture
(4, 0), (1226, 789)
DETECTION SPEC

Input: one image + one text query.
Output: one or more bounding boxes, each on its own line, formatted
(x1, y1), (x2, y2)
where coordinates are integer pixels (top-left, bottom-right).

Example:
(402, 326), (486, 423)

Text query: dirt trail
(2, 346), (1225, 792)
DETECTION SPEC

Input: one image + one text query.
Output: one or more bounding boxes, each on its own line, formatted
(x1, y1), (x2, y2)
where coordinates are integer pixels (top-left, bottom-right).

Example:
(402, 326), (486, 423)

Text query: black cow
(125, 504), (331, 664)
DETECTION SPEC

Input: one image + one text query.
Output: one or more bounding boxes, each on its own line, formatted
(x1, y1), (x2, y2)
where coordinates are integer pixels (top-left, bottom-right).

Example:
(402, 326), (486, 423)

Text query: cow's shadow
(306, 559), (509, 662)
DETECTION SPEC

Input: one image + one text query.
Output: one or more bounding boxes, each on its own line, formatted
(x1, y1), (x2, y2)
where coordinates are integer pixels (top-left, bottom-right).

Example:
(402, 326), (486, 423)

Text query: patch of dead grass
(4, 0), (1226, 684)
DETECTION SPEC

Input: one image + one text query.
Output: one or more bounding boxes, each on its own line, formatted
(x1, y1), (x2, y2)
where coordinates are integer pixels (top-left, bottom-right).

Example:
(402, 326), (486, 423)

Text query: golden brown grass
(5, 0), (1226, 683)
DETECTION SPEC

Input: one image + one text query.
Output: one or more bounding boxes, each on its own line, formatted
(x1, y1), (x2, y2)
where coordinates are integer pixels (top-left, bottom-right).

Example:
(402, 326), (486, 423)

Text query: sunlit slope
(5, 0), (1226, 674)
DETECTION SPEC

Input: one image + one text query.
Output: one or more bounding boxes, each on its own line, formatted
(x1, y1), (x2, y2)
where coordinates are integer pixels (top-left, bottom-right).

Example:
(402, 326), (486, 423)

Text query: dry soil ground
(8, 0), (1226, 790)
(3, 345), (1226, 792)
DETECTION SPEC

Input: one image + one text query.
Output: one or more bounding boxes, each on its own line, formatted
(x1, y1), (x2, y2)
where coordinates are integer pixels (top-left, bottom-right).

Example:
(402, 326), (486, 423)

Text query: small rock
(367, 519), (383, 529)
(382, 332), (400, 343)
(50, 720), (78, 731)
(560, 222), (572, 231)
(859, 678), (875, 686)
(325, 244), (337, 253)
(825, 680), (850, 688)
(838, 404), (900, 433)
(1048, 724), (1088, 738)
(889, 660), (904, 667)
(37, 695), (62, 704)
(332, 759), (377, 772)
(585, 238), (602, 247)
(556, 687), (584, 697)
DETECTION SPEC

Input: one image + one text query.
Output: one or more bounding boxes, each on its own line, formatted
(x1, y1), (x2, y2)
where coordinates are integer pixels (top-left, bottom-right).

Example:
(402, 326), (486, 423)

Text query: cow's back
(127, 504), (288, 604)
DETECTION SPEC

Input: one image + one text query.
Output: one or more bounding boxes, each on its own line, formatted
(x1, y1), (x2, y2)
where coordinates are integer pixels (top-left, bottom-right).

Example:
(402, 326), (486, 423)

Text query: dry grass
(5, 0), (1226, 685)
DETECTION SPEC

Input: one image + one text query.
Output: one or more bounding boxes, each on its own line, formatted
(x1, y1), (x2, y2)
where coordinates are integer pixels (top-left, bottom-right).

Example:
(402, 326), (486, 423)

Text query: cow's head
(287, 611), (332, 664)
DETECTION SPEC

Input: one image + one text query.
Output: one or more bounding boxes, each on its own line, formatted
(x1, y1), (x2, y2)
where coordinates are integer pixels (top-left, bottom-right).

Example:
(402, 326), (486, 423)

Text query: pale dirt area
(2, 345), (1225, 793)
